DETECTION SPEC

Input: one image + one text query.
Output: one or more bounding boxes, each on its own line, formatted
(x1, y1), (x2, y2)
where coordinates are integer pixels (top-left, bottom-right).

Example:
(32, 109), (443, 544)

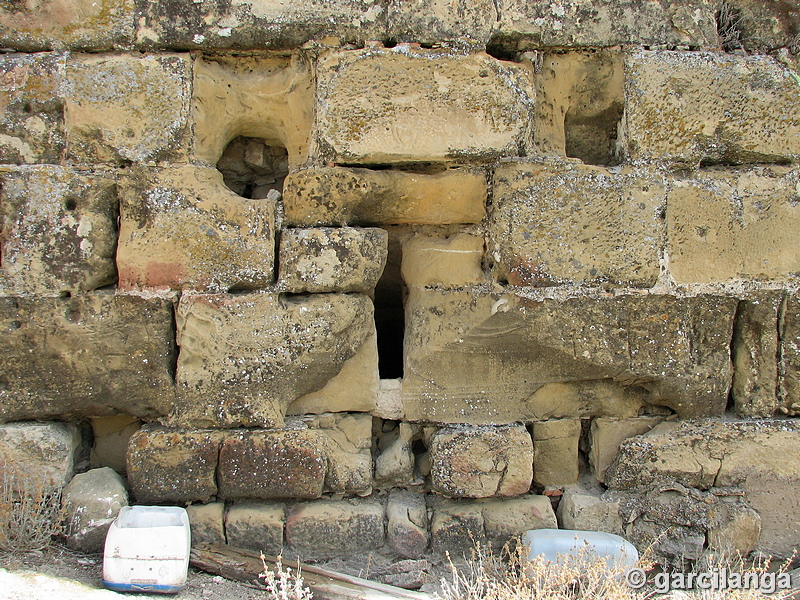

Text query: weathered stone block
(386, 0), (496, 47)
(403, 290), (736, 423)
(62, 467), (128, 553)
(401, 234), (484, 289)
(532, 419), (581, 486)
(430, 424), (533, 498)
(667, 168), (800, 284)
(0, 53), (64, 163)
(117, 166), (276, 292)
(0, 421), (80, 492)
(0, 295), (176, 421)
(557, 488), (623, 535)
(605, 419), (800, 557)
(303, 413), (373, 495)
(225, 502), (285, 555)
(387, 491), (429, 559)
(187, 502), (225, 546)
(481, 495), (558, 543)
(589, 416), (663, 483)
(65, 53), (190, 164)
(193, 55), (313, 166)
(430, 499), (485, 554)
(127, 426), (224, 504)
(279, 227), (388, 293)
(0, 167), (118, 295)
(316, 48), (534, 163)
(707, 504), (761, 557)
(283, 166), (488, 227)
(625, 51), (800, 164)
(90, 415), (141, 474)
(376, 422), (416, 487)
(781, 293), (800, 415)
(0, 0), (134, 51)
(288, 333), (379, 415)
(134, 0), (384, 51)
(492, 0), (717, 50)
(731, 292), (782, 417)
(490, 160), (664, 287)
(218, 429), (327, 500)
(175, 293), (373, 428)
(285, 500), (384, 561)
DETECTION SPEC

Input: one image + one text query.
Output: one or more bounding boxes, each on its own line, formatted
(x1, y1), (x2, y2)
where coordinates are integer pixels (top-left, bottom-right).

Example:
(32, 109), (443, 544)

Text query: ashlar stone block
(401, 233), (484, 289)
(532, 419), (581, 486)
(0, 295), (176, 421)
(117, 166), (276, 293)
(187, 502), (225, 546)
(625, 51), (800, 164)
(430, 499), (485, 554)
(387, 490), (429, 558)
(386, 0), (496, 47)
(0, 421), (81, 493)
(0, 53), (65, 163)
(224, 502), (285, 555)
(193, 55), (313, 167)
(316, 47), (534, 163)
(480, 495), (558, 543)
(283, 166), (487, 226)
(490, 160), (664, 287)
(279, 227), (388, 293)
(667, 167), (800, 284)
(430, 424), (533, 498)
(65, 53), (190, 164)
(0, 166), (118, 295)
(175, 293), (374, 428)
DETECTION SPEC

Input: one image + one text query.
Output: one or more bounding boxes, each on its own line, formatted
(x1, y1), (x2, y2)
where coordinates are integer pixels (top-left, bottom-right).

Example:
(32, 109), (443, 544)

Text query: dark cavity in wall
(217, 136), (288, 199)
(374, 227), (406, 379)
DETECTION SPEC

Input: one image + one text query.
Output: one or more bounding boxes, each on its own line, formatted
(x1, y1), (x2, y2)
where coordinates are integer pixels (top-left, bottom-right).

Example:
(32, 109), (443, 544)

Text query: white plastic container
(523, 528), (639, 570)
(102, 506), (191, 594)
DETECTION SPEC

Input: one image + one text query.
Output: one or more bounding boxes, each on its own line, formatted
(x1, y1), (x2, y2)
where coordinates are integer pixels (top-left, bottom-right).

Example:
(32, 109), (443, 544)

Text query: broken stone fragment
(532, 419), (581, 486)
(315, 47), (534, 163)
(278, 227), (388, 293)
(65, 53), (191, 164)
(90, 415), (142, 474)
(174, 292), (374, 428)
(62, 467), (128, 553)
(556, 488), (624, 536)
(589, 416), (664, 483)
(282, 166), (487, 227)
(0, 295), (176, 421)
(0, 166), (118, 295)
(117, 166), (277, 293)
(375, 422), (417, 487)
(303, 413), (373, 496)
(429, 424), (533, 498)
(224, 502), (285, 555)
(387, 490), (429, 559)
(430, 499), (485, 554)
(480, 495), (558, 545)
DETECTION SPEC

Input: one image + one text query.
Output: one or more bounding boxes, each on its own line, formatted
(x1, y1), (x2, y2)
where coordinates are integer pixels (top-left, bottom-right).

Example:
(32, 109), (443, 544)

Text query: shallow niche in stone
(216, 136), (288, 199)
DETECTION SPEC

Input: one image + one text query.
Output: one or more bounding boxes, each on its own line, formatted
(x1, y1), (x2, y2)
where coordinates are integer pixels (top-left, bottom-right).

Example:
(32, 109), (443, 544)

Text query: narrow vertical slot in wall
(216, 136), (288, 199)
(374, 227), (406, 380)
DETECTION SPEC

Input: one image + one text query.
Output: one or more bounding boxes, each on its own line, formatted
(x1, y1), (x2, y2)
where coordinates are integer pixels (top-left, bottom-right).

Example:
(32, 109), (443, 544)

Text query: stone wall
(1, 0), (799, 566)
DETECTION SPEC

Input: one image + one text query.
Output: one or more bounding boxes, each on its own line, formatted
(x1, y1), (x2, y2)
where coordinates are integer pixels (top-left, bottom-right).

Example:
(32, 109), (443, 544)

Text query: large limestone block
(0, 295), (176, 421)
(0, 167), (118, 295)
(285, 500), (385, 561)
(589, 416), (663, 482)
(193, 55), (313, 166)
(532, 419), (581, 486)
(302, 413), (373, 495)
(605, 419), (800, 557)
(65, 53), (190, 164)
(62, 467), (128, 553)
(218, 429), (327, 500)
(0, 53), (64, 163)
(224, 502), (284, 555)
(490, 161), (664, 287)
(492, 0), (717, 50)
(430, 499), (485, 554)
(117, 166), (276, 292)
(0, 0), (134, 51)
(283, 166), (487, 226)
(429, 424), (533, 498)
(781, 293), (800, 415)
(175, 293), (373, 427)
(403, 290), (736, 423)
(386, 0), (496, 47)
(480, 495), (558, 543)
(134, 0), (384, 51)
(279, 227), (388, 293)
(127, 426), (224, 503)
(667, 168), (800, 284)
(401, 234), (485, 289)
(0, 421), (80, 492)
(731, 292), (782, 417)
(625, 51), (800, 164)
(316, 48), (534, 163)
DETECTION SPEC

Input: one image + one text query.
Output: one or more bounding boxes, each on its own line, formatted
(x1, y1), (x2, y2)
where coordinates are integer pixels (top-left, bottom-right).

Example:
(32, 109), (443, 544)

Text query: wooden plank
(190, 543), (433, 600)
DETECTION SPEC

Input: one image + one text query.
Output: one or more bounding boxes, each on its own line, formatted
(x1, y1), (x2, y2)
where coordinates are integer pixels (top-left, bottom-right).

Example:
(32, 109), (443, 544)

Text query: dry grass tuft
(0, 461), (64, 553)
(259, 553), (313, 600)
(717, 1), (744, 53)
